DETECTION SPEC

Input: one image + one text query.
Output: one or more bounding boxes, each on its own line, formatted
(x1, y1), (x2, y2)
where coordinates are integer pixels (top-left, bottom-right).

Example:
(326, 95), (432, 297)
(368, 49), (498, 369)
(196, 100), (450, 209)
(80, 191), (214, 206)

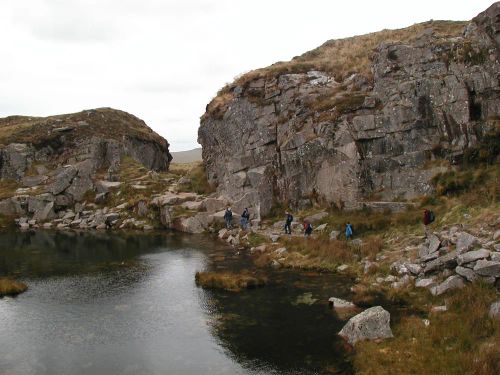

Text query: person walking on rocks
(304, 221), (313, 237)
(224, 207), (233, 229)
(284, 211), (293, 235)
(345, 222), (353, 240)
(240, 207), (250, 230)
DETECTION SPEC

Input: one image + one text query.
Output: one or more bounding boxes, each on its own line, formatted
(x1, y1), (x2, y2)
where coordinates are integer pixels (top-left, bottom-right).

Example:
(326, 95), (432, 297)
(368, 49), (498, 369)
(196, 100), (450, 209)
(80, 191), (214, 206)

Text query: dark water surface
(0, 230), (354, 374)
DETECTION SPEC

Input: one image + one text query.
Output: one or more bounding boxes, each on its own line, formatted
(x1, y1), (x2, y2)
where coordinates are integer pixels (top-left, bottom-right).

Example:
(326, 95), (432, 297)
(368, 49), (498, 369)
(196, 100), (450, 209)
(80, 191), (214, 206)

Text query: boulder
(175, 214), (209, 234)
(455, 266), (479, 282)
(457, 249), (490, 265)
(430, 275), (465, 296)
(337, 264), (349, 272)
(95, 180), (121, 194)
(95, 192), (108, 204)
(54, 194), (73, 208)
(415, 277), (436, 289)
(218, 228), (229, 240)
(329, 230), (340, 240)
(405, 263), (422, 275)
(338, 306), (393, 345)
(0, 197), (26, 216)
(22, 175), (48, 188)
(431, 305), (447, 313)
(427, 234), (441, 254)
(328, 297), (356, 310)
(136, 200), (149, 217)
(200, 198), (227, 213)
(424, 251), (457, 274)
(304, 211), (328, 224)
(48, 166), (77, 195)
(314, 223), (328, 232)
(391, 274), (413, 289)
(160, 205), (173, 227)
(250, 245), (267, 254)
(473, 260), (500, 277)
(489, 301), (500, 320)
(390, 260), (409, 275)
(32, 201), (55, 221)
(182, 201), (203, 211)
(455, 232), (478, 253)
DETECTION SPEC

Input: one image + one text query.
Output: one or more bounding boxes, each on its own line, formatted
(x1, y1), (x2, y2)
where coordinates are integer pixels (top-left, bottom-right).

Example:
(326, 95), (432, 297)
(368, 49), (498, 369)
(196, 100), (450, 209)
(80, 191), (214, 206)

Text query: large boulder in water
(339, 306), (393, 345)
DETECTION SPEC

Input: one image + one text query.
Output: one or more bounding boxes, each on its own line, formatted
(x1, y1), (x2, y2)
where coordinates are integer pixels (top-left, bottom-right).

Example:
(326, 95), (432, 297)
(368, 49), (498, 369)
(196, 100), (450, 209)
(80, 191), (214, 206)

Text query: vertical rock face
(199, 3), (500, 216)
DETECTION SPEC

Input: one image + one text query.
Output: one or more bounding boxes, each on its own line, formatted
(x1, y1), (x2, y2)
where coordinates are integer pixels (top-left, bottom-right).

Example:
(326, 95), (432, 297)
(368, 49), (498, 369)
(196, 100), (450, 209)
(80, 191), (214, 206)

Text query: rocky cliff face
(0, 108), (171, 217)
(199, 3), (500, 217)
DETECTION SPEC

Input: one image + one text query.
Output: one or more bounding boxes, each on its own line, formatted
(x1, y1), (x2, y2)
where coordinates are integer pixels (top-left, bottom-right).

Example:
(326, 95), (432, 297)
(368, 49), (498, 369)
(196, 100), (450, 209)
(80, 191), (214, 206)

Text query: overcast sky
(0, 0), (494, 151)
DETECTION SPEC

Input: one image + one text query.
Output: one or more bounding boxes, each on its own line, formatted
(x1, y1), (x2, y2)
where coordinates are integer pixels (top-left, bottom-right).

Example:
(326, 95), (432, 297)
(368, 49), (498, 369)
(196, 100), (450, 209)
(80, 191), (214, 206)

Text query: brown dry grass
(0, 107), (166, 147)
(202, 20), (467, 125)
(0, 278), (28, 296)
(264, 235), (384, 271)
(220, 20), (466, 94)
(354, 283), (499, 375)
(0, 179), (20, 200)
(195, 271), (267, 292)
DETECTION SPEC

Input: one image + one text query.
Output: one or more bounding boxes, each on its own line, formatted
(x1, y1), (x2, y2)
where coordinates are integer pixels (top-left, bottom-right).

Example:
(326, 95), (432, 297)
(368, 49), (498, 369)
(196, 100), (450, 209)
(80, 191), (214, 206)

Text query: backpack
(429, 210), (435, 223)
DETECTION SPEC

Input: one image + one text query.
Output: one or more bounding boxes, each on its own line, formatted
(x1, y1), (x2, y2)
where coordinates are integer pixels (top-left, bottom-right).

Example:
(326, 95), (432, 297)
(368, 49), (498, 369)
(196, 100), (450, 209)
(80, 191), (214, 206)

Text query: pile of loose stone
(389, 226), (500, 295)
(15, 201), (156, 231)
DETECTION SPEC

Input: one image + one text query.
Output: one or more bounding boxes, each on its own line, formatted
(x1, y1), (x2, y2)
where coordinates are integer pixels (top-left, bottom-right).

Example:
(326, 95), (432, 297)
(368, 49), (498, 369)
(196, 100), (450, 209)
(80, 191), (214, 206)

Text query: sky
(0, 0), (495, 151)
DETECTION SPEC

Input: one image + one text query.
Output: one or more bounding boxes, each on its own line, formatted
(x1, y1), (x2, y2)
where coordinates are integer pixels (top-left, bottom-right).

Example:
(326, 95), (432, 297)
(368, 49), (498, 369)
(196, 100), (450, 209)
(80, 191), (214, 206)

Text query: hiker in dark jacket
(284, 211), (293, 234)
(345, 222), (353, 240)
(423, 209), (434, 237)
(240, 208), (250, 230)
(224, 207), (233, 229)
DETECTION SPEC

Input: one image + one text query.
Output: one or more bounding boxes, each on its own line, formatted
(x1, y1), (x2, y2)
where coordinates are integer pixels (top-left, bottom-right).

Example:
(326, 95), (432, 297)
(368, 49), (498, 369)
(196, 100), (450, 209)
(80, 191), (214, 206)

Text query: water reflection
(0, 230), (354, 374)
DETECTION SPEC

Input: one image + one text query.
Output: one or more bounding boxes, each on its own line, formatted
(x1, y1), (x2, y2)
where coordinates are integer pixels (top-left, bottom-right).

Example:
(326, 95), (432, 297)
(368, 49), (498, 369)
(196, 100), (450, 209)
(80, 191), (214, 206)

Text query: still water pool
(0, 230), (354, 374)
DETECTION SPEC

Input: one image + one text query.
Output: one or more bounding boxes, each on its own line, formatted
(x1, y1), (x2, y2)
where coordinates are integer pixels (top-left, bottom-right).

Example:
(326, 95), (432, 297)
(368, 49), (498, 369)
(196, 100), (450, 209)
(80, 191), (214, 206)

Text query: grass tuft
(195, 271), (267, 292)
(0, 278), (28, 297)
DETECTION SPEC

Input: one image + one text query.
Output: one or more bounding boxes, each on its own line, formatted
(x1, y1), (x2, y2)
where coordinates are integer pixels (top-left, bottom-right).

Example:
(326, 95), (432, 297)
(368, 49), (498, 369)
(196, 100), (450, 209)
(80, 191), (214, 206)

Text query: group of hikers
(223, 207), (354, 239)
(224, 206), (436, 239)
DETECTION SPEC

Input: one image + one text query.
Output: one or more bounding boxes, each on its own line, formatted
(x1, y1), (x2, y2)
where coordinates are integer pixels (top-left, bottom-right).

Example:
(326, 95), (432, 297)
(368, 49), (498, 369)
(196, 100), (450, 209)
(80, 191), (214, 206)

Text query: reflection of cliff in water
(201, 269), (356, 375)
(0, 230), (216, 277)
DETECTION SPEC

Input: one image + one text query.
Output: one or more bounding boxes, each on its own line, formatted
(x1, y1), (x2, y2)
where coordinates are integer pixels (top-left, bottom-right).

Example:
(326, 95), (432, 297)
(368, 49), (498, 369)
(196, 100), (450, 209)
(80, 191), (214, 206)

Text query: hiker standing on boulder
(240, 207), (250, 230)
(284, 211), (293, 235)
(345, 222), (353, 240)
(224, 207), (233, 229)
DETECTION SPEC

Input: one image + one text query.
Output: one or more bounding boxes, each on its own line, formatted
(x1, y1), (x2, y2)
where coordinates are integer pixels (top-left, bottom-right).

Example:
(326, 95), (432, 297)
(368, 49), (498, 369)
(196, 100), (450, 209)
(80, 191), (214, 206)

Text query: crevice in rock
(467, 87), (482, 121)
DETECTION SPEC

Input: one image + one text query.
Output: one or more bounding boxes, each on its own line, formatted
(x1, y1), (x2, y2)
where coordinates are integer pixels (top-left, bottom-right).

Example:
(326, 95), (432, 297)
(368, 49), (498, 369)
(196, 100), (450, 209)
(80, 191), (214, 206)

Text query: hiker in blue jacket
(345, 222), (353, 240)
(240, 207), (250, 230)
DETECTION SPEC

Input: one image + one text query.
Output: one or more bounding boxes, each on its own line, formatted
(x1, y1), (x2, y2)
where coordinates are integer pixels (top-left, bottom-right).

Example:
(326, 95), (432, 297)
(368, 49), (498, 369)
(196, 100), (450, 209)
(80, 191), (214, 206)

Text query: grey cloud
(130, 82), (202, 94)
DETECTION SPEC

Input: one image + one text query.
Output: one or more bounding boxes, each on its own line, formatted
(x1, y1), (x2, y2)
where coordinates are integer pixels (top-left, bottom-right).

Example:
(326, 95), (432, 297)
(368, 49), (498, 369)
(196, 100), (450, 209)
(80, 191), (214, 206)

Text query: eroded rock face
(0, 109), (172, 223)
(0, 108), (171, 185)
(199, 4), (500, 216)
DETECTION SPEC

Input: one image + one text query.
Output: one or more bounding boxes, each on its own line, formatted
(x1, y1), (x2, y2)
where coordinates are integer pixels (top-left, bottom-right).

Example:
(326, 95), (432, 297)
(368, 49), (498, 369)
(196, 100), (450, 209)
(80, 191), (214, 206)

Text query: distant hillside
(171, 148), (202, 163)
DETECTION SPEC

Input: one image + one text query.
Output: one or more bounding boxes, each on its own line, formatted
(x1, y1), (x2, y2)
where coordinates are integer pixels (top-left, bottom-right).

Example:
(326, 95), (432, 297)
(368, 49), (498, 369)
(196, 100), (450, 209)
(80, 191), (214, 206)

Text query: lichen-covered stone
(339, 306), (393, 345)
